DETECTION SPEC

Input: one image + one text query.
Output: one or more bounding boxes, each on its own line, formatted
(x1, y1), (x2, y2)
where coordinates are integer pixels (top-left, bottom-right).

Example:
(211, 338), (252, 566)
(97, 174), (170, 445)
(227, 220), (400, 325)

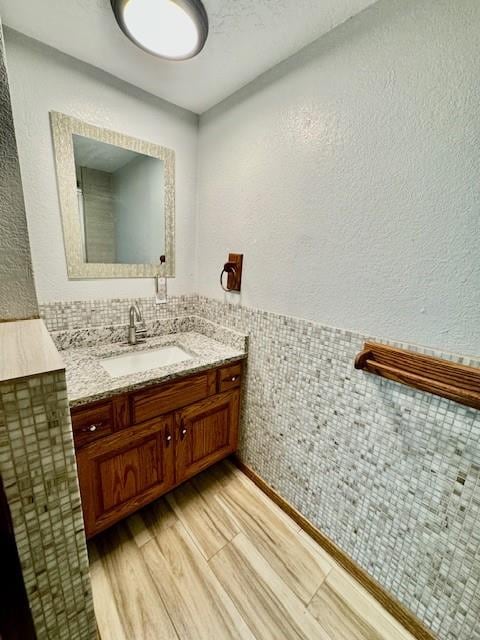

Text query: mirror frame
(50, 111), (175, 279)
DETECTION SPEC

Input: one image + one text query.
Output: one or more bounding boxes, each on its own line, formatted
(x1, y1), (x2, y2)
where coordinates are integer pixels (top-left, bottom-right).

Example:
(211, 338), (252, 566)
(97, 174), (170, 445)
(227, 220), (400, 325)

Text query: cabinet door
(175, 389), (240, 483)
(76, 415), (174, 538)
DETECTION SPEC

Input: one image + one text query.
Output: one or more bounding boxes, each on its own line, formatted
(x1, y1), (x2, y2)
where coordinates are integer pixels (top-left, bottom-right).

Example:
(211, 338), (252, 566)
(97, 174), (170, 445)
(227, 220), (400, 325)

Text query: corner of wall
(0, 19), (39, 320)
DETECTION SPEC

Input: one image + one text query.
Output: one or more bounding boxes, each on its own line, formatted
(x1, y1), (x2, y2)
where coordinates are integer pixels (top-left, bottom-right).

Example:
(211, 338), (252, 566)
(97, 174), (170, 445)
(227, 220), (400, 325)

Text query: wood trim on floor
(230, 455), (435, 640)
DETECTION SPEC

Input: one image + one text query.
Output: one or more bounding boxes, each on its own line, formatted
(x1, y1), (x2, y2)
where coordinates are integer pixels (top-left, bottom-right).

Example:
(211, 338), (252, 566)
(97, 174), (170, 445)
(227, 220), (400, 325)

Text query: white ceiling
(0, 0), (377, 114)
(73, 135), (142, 173)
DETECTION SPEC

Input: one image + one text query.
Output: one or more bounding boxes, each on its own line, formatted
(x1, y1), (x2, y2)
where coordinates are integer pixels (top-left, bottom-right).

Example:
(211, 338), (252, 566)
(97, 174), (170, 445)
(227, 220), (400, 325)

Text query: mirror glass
(72, 134), (165, 265)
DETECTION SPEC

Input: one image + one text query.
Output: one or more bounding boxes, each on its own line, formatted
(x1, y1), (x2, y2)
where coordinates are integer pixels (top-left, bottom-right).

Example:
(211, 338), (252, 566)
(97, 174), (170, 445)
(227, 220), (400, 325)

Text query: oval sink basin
(100, 345), (193, 377)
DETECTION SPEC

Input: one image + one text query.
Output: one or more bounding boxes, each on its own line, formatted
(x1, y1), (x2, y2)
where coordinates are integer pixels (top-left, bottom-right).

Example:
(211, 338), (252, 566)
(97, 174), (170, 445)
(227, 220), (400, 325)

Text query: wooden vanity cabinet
(72, 362), (242, 538)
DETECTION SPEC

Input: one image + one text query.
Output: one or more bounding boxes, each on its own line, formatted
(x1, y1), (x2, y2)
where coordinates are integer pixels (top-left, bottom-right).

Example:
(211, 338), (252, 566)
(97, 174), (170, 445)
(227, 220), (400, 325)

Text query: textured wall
(4, 29), (198, 302)
(197, 0), (480, 356)
(0, 21), (38, 320)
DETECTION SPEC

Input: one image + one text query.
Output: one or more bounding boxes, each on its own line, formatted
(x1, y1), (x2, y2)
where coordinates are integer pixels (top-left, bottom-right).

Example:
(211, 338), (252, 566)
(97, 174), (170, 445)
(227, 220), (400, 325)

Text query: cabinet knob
(82, 423), (101, 433)
(165, 431), (172, 447)
(180, 427), (187, 440)
(166, 434), (172, 441)
(231, 376), (238, 382)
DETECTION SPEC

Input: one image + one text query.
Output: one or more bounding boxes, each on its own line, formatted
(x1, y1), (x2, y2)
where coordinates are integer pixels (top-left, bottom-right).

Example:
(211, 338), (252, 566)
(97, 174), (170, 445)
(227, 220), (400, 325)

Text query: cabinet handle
(165, 430), (172, 447)
(180, 427), (187, 440)
(231, 376), (238, 382)
(82, 422), (102, 433)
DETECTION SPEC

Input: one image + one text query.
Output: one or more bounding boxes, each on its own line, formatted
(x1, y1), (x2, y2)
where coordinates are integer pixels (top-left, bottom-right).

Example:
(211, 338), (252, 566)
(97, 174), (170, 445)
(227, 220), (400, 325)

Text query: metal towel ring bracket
(220, 262), (237, 292)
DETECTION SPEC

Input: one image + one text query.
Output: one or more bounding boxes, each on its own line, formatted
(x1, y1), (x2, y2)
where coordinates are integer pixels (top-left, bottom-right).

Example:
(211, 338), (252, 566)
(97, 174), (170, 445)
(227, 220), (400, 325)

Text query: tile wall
(197, 297), (480, 640)
(0, 370), (96, 639)
(39, 294), (480, 640)
(39, 294), (197, 331)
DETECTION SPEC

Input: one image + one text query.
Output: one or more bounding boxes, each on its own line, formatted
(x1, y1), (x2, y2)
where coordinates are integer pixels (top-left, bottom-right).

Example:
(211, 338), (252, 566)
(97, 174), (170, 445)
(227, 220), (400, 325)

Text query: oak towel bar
(355, 342), (480, 410)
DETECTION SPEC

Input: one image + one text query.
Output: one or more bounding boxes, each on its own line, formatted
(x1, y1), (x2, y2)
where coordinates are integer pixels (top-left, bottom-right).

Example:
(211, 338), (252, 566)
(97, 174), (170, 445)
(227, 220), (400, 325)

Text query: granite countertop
(62, 331), (247, 407)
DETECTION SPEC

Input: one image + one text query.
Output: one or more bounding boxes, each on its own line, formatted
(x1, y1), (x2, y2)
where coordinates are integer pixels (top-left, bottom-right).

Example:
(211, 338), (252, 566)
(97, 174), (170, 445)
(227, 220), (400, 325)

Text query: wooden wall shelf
(354, 342), (480, 410)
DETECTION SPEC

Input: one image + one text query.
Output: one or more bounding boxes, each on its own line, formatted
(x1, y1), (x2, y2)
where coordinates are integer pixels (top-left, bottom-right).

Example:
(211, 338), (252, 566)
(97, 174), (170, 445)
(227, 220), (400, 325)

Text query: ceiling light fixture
(111, 0), (209, 61)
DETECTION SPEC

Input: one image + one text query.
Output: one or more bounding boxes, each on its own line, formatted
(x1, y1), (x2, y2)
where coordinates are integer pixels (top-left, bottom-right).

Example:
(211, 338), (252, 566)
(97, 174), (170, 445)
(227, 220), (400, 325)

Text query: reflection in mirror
(73, 135), (165, 265)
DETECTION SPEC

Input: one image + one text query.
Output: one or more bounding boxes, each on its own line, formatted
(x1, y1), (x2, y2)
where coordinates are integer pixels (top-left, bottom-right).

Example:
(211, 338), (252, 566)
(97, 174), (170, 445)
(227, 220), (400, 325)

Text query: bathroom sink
(100, 345), (193, 377)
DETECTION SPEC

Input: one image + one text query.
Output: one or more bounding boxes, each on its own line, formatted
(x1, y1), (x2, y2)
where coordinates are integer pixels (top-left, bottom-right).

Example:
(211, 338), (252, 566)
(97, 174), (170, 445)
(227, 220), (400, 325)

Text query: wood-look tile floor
(89, 461), (416, 640)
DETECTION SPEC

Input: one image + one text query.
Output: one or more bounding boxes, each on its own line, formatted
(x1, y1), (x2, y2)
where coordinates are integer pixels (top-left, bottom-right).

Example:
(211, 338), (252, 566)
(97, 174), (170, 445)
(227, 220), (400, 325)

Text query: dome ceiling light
(111, 0), (209, 61)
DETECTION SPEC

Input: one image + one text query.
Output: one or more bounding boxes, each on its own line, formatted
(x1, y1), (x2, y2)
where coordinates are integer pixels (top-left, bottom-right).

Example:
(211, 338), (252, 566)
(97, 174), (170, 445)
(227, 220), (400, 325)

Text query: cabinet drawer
(71, 401), (114, 448)
(131, 370), (216, 424)
(218, 363), (242, 393)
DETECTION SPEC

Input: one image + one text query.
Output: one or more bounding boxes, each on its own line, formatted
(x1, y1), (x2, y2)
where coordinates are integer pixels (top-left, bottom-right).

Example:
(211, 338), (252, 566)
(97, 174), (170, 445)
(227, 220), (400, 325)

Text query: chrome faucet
(128, 303), (146, 345)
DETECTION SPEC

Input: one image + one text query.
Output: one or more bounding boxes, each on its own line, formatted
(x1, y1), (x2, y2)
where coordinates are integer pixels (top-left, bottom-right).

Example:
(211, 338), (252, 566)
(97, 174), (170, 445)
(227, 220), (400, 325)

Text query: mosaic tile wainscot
(40, 294), (480, 640)
(0, 370), (96, 640)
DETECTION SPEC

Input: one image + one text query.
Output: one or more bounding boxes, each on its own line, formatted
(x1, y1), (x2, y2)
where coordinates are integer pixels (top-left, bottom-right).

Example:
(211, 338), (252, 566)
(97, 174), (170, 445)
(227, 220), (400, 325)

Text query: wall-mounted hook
(220, 253), (243, 292)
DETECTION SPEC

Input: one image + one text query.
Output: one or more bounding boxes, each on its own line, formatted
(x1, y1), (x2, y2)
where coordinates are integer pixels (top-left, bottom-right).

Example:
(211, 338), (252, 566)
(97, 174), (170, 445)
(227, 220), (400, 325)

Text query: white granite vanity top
(58, 321), (247, 407)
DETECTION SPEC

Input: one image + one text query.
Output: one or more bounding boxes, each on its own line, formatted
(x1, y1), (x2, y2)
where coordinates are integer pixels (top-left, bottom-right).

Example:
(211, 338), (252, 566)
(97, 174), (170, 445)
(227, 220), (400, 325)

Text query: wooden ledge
(355, 341), (480, 410)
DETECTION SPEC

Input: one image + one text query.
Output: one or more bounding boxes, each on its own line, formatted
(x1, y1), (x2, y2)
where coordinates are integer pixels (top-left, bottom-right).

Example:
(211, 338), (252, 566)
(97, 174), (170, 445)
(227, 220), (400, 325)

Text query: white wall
(4, 29), (198, 302)
(197, 0), (480, 356)
(5, 1), (480, 354)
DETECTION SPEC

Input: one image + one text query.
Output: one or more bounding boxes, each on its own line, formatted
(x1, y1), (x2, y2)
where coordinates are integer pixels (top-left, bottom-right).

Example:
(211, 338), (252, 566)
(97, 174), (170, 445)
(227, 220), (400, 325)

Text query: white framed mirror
(50, 111), (175, 279)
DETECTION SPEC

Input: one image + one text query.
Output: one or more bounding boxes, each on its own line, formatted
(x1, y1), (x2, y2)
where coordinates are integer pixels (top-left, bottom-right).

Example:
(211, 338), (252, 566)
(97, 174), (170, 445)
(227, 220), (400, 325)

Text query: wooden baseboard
(231, 455), (435, 640)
